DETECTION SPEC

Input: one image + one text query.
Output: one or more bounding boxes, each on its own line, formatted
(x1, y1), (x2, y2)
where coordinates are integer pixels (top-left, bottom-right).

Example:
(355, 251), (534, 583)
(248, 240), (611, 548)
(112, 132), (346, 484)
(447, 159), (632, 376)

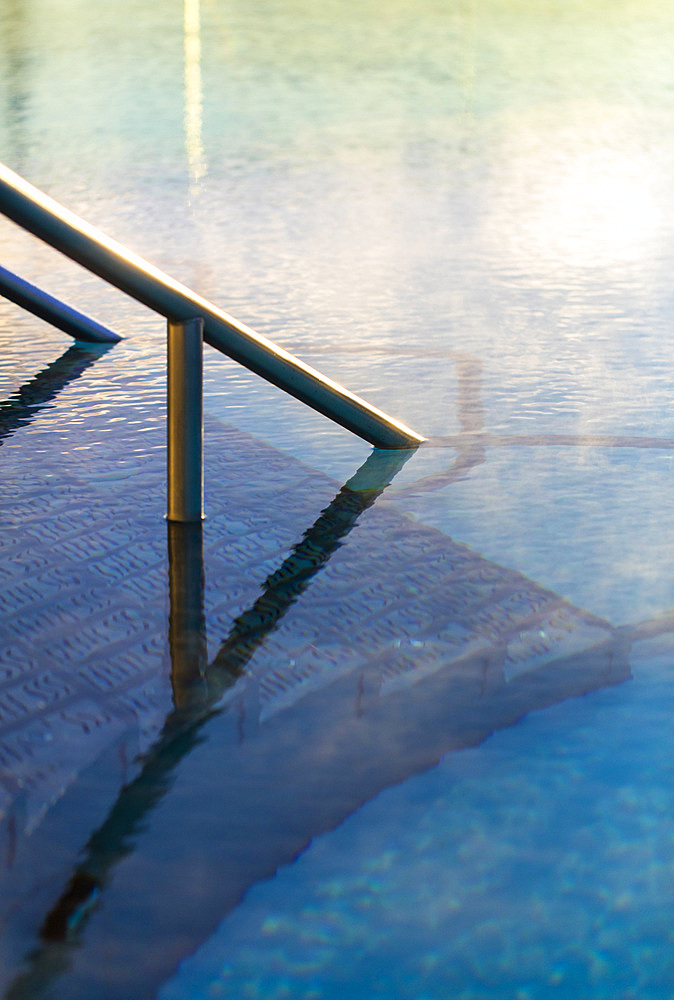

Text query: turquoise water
(161, 647), (674, 1000)
(1, 1), (674, 997)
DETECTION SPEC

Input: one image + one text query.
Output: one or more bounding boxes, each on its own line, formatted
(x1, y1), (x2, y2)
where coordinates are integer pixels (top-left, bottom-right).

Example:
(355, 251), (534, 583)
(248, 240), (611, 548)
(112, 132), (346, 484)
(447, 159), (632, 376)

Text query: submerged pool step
(0, 405), (632, 995)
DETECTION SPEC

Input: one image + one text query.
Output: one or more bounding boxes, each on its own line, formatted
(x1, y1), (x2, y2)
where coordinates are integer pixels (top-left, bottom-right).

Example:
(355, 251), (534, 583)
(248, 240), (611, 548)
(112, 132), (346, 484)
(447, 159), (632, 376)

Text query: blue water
(2, 1), (674, 997)
(161, 648), (674, 1000)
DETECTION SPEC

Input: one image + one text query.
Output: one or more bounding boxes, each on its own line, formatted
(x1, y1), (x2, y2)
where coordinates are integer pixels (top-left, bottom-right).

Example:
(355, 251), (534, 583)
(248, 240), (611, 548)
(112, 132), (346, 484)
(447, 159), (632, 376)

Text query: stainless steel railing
(0, 162), (424, 518)
(0, 263), (121, 344)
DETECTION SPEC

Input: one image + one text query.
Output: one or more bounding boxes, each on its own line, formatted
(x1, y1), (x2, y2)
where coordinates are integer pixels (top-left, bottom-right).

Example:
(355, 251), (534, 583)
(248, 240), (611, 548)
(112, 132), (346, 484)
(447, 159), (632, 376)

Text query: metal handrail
(0, 264), (120, 343)
(0, 163), (424, 453)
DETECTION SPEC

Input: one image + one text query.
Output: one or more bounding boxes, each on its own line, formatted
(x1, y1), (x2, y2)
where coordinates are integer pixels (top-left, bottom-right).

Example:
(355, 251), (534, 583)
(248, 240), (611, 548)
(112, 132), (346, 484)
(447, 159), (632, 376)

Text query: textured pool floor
(0, 357), (656, 997)
(0, 401), (623, 819)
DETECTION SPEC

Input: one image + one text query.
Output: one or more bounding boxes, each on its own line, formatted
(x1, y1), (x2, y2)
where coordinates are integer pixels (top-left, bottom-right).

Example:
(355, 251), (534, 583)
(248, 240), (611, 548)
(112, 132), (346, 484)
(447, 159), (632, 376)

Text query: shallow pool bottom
(160, 648), (674, 1000)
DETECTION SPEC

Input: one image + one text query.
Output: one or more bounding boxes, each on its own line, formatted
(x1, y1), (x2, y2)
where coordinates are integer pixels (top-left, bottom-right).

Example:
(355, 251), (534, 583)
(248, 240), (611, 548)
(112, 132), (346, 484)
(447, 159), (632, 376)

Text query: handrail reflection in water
(0, 343), (114, 444)
(7, 448), (412, 998)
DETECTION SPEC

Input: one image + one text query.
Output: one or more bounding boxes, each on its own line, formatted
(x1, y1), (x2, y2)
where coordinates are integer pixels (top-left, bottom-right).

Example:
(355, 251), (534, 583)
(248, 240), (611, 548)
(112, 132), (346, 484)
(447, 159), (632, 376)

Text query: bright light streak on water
(184, 0), (206, 189)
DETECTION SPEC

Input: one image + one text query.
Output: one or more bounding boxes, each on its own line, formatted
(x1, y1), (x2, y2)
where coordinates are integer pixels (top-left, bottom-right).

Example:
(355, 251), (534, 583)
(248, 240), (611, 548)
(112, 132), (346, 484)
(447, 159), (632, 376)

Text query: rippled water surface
(1, 0), (674, 997)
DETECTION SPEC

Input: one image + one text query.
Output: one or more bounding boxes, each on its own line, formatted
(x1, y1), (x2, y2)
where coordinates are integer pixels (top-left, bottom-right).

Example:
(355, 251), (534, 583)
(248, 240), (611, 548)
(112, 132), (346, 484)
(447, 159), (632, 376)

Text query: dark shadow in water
(205, 448), (419, 696)
(5, 447), (417, 999)
(0, 342), (114, 445)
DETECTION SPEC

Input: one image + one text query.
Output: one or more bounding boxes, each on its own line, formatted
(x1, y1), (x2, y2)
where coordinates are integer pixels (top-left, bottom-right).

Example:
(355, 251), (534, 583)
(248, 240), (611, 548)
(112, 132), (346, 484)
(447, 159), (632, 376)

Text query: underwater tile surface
(0, 395), (639, 998)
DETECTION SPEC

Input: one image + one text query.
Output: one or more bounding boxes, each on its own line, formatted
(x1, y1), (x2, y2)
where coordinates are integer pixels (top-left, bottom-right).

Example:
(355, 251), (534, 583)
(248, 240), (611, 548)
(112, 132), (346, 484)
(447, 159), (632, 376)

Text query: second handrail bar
(0, 264), (120, 344)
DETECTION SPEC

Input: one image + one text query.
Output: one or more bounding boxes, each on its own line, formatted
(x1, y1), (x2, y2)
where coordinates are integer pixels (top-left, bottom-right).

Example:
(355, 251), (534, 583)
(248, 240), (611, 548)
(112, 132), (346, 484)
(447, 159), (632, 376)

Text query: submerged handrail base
(0, 161), (424, 450)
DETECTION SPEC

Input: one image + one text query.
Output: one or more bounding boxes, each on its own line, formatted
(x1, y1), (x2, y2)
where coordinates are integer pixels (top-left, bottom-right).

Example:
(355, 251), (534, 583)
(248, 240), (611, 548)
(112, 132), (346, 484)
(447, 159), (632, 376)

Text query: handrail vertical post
(167, 317), (203, 522)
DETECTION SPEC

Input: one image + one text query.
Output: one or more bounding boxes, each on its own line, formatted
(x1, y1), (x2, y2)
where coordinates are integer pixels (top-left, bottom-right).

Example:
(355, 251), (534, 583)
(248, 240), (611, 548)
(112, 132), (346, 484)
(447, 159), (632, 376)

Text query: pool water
(1, 0), (674, 997)
(161, 647), (674, 1000)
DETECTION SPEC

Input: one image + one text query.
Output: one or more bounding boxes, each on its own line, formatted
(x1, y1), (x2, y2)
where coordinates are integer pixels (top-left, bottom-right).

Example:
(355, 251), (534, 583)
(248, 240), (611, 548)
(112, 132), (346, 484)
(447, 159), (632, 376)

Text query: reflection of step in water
(0, 405), (632, 997)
